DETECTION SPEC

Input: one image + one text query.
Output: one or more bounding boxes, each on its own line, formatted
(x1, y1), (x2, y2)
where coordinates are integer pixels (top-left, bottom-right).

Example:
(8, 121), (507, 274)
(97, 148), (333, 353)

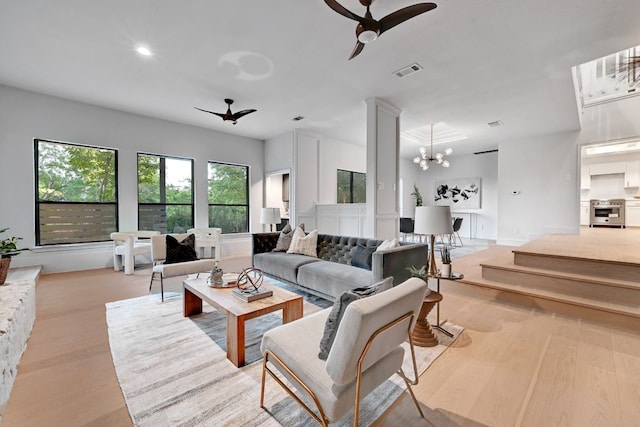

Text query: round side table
(411, 291), (443, 347)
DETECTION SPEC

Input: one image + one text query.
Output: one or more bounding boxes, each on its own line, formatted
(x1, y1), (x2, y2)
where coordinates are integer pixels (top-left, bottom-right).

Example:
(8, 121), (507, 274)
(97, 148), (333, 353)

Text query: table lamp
(260, 207), (281, 232)
(413, 206), (453, 277)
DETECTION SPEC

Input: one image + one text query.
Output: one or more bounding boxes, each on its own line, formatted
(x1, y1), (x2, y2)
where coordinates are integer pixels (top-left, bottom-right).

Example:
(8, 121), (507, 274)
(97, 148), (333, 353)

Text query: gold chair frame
(260, 311), (425, 426)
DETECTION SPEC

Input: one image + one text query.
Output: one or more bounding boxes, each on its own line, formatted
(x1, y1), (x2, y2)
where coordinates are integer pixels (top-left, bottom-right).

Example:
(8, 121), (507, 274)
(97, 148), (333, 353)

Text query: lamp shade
(260, 207), (281, 225)
(414, 206), (453, 235)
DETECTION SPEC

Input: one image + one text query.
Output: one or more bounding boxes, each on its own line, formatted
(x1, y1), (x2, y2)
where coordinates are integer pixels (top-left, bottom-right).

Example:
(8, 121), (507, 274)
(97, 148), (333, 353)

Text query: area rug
(106, 290), (463, 426)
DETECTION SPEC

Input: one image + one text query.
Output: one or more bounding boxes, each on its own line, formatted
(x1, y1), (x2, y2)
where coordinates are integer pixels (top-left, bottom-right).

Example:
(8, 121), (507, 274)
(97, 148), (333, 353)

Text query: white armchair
(110, 231), (160, 275)
(149, 234), (217, 302)
(260, 278), (428, 426)
(187, 228), (222, 261)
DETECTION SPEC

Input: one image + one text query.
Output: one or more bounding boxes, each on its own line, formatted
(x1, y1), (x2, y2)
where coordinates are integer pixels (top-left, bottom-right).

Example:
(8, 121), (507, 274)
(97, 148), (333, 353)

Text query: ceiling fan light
(442, 160), (450, 168)
(444, 147), (453, 156)
(357, 29), (378, 43)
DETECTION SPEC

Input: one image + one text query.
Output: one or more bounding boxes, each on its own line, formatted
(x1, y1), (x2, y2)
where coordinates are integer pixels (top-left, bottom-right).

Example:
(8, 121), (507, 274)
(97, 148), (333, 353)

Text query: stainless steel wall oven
(590, 199), (626, 228)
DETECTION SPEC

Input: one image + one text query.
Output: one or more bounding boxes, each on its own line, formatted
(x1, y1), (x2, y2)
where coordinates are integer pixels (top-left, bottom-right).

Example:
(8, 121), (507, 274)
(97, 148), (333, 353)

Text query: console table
(0, 266), (41, 421)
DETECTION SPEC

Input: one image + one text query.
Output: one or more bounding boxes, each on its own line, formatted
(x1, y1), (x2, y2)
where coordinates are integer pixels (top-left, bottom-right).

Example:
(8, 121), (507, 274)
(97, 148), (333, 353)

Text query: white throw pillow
(287, 227), (318, 257)
(376, 237), (400, 251)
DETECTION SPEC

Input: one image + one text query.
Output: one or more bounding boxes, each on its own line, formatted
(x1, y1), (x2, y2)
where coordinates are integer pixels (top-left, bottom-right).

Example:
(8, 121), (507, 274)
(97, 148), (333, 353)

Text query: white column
(365, 98), (401, 239)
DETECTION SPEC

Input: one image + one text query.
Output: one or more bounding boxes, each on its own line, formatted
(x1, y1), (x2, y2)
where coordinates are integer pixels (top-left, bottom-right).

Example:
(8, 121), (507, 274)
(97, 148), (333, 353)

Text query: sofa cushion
(287, 228), (318, 257)
(165, 234), (198, 264)
(254, 252), (320, 284)
(377, 238), (400, 251)
(273, 223), (299, 252)
(316, 234), (383, 265)
(297, 260), (374, 299)
(318, 277), (393, 360)
(350, 244), (376, 270)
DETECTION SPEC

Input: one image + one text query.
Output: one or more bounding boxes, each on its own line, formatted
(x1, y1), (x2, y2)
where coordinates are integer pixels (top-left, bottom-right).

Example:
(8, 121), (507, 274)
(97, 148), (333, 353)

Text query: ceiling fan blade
(379, 3), (437, 34)
(349, 41), (366, 60)
(194, 107), (225, 119)
(324, 0), (362, 22)
(233, 109), (257, 120)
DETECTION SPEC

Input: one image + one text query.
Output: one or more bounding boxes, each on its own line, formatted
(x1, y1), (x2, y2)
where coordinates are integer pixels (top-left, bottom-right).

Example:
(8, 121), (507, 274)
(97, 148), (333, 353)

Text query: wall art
(434, 177), (481, 209)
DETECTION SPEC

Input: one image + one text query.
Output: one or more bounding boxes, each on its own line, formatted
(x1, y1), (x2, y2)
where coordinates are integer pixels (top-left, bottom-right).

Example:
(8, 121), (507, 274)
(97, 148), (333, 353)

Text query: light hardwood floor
(4, 233), (640, 426)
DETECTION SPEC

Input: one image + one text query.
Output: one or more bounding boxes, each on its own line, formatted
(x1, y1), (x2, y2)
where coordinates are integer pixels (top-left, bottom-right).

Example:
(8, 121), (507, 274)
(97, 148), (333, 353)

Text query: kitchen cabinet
(626, 200), (640, 227)
(580, 201), (590, 226)
(589, 162), (626, 176)
(625, 161), (640, 188)
(580, 166), (591, 190)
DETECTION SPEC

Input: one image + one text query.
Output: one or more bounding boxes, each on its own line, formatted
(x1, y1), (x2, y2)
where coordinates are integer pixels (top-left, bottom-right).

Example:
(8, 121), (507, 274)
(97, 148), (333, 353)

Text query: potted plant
(1, 227), (26, 285)
(410, 184), (423, 207)
(440, 246), (452, 278)
(406, 264), (432, 295)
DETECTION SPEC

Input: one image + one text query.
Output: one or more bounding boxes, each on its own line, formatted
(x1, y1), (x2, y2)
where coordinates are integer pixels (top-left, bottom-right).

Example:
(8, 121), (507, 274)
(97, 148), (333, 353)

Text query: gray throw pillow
(318, 277), (393, 360)
(350, 244), (376, 270)
(272, 223), (293, 251)
(273, 223), (304, 252)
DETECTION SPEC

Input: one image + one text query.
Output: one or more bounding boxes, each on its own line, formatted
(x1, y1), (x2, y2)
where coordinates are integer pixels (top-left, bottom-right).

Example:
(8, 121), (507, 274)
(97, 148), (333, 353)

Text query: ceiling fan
(324, 0), (437, 59)
(194, 99), (257, 125)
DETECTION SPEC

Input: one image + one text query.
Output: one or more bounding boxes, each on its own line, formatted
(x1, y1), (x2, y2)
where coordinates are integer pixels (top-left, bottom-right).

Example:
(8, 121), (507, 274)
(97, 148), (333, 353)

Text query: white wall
(0, 85), (264, 273)
(497, 130), (580, 245)
(317, 137), (366, 204)
(401, 152), (499, 240)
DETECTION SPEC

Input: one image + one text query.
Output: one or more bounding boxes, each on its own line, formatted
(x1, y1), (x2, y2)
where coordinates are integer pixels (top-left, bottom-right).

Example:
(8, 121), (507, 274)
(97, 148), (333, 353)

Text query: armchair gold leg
(398, 368), (426, 419)
(261, 350), (329, 426)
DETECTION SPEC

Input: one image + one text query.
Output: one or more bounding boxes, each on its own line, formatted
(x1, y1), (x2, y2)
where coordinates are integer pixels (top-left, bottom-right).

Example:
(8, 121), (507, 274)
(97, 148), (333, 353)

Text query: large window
(208, 162), (249, 233)
(337, 169), (366, 203)
(138, 154), (194, 233)
(35, 139), (118, 245)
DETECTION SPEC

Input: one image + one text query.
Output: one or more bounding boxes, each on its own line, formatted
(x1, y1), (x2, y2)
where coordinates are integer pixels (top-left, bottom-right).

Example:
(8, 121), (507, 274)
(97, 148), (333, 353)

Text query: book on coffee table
(232, 287), (273, 302)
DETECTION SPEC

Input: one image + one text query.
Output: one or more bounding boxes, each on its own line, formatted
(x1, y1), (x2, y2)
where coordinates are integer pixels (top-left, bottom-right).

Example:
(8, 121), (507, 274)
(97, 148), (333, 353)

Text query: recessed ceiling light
(135, 46), (153, 57)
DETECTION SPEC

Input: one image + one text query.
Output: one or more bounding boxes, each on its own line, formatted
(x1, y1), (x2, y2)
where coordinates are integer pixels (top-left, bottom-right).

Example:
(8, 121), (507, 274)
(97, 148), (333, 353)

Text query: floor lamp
(260, 207), (281, 232)
(413, 206), (453, 277)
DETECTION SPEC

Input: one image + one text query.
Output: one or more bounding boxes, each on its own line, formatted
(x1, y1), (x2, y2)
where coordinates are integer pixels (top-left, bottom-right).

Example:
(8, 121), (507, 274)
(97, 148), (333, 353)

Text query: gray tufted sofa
(252, 232), (428, 301)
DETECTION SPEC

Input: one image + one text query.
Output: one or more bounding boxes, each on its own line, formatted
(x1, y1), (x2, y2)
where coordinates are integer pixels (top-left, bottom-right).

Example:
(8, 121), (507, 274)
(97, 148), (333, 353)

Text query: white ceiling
(1, 0), (639, 159)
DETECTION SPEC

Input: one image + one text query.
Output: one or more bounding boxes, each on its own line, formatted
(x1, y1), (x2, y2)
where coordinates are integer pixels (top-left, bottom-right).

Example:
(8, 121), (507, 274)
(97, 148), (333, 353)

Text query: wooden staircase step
(482, 261), (640, 308)
(512, 250), (640, 282)
(459, 275), (640, 319)
(482, 258), (640, 291)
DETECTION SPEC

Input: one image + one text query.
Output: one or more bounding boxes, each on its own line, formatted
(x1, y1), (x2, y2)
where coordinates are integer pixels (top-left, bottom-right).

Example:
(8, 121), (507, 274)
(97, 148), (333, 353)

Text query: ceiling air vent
(394, 63), (423, 78)
(474, 149), (499, 155)
(487, 120), (504, 127)
(292, 116), (305, 122)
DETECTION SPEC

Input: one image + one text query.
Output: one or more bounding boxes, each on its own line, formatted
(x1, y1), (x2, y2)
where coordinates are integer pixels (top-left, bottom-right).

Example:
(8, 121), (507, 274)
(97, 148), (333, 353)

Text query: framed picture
(434, 177), (481, 209)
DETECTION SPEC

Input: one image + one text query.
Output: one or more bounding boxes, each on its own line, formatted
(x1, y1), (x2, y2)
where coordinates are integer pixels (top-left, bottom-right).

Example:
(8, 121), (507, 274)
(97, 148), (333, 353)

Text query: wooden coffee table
(183, 277), (303, 367)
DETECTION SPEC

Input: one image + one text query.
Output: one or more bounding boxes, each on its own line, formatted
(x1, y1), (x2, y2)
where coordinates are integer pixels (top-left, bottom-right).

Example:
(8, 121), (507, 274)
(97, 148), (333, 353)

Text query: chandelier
(413, 124), (453, 171)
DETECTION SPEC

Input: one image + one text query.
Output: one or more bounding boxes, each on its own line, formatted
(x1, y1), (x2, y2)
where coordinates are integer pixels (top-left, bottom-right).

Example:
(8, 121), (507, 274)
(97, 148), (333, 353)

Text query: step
(513, 250), (640, 282)
(481, 260), (640, 308)
(459, 275), (640, 320)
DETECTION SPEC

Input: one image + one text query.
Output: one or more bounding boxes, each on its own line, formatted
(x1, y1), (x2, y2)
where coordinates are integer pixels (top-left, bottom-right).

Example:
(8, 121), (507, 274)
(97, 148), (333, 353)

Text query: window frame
(337, 168), (366, 204)
(207, 161), (250, 234)
(137, 152), (195, 233)
(34, 138), (119, 246)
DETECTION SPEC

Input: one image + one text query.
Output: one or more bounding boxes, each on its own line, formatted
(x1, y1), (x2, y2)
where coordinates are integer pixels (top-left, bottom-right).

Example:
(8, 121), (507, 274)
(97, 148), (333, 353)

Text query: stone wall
(0, 266), (40, 422)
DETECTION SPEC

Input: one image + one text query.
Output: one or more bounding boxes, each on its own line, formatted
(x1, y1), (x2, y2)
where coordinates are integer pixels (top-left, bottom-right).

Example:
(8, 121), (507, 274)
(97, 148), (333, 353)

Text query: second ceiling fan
(324, 0), (437, 60)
